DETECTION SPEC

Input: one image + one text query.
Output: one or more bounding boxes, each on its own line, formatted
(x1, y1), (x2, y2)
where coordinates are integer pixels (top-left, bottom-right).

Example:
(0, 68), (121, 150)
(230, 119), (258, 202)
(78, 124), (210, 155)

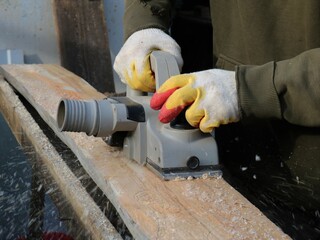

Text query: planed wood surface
(0, 64), (290, 240)
(0, 75), (121, 240)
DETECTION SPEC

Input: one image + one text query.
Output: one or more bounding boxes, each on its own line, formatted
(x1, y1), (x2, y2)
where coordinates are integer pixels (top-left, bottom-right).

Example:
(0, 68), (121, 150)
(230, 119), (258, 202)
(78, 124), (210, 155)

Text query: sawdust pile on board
(173, 172), (222, 181)
(69, 132), (124, 159)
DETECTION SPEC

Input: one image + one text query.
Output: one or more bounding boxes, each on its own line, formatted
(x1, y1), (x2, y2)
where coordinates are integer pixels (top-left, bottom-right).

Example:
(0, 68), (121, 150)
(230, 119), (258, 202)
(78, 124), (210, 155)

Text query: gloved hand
(150, 69), (240, 133)
(114, 28), (183, 92)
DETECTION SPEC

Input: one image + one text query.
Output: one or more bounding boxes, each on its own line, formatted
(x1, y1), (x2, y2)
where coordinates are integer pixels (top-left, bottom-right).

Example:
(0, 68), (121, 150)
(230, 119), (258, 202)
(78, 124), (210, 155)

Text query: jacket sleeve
(236, 48), (320, 127)
(123, 0), (174, 40)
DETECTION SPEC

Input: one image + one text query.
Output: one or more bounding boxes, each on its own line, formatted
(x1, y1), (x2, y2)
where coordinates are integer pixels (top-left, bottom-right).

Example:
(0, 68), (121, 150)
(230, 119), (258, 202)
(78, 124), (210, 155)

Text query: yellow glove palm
(125, 54), (154, 92)
(114, 28), (183, 92)
(150, 69), (240, 132)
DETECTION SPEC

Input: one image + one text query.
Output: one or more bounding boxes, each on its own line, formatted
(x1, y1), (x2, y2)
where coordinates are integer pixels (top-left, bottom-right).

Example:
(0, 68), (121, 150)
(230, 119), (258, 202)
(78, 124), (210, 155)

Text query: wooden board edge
(0, 76), (122, 240)
(0, 65), (290, 239)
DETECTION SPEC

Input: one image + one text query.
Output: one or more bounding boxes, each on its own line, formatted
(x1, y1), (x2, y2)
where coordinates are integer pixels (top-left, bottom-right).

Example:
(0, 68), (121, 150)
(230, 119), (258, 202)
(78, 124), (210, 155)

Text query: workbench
(0, 64), (290, 239)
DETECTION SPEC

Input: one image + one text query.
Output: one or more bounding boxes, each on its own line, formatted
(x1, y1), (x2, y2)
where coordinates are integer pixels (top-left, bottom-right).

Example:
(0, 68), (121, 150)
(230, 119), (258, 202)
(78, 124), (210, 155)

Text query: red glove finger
(150, 87), (178, 110)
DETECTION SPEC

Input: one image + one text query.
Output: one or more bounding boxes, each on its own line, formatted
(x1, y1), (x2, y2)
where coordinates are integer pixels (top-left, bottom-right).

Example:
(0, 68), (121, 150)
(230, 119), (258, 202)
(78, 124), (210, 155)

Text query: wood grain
(53, 0), (114, 93)
(0, 75), (121, 240)
(0, 64), (290, 240)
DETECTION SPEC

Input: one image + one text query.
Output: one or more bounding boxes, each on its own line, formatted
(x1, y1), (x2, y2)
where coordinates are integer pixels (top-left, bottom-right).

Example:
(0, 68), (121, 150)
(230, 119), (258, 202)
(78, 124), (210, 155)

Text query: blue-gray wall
(0, 0), (125, 92)
(0, 0), (60, 64)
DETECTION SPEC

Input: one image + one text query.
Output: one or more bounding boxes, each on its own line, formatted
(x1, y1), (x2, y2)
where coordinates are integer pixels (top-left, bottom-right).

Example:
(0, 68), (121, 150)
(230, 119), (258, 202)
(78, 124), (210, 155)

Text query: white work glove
(150, 69), (240, 133)
(114, 28), (183, 92)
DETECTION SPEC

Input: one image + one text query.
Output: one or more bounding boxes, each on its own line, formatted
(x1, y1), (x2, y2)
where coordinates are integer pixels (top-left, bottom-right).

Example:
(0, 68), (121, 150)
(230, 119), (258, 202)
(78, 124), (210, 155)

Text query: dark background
(171, 1), (320, 239)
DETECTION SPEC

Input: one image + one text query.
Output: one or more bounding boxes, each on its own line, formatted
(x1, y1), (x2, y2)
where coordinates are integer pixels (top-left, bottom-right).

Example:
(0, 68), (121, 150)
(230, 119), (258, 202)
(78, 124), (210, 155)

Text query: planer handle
(150, 51), (181, 90)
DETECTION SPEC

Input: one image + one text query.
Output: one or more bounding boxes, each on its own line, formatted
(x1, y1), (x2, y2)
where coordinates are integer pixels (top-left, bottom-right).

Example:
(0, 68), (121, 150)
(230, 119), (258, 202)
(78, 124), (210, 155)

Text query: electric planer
(57, 51), (221, 180)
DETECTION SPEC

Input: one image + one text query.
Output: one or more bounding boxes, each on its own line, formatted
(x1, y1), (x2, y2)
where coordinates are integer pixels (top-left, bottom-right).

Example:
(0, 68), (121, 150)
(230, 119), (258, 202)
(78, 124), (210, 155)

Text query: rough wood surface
(0, 75), (121, 240)
(0, 64), (291, 240)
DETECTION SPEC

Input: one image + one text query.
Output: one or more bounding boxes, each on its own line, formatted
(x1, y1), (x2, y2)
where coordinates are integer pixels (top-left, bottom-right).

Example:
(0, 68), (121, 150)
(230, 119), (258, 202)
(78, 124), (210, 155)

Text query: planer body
(57, 51), (221, 180)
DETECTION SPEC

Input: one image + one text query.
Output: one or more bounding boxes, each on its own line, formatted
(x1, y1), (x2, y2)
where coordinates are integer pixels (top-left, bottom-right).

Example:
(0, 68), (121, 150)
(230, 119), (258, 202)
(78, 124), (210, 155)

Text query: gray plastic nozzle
(57, 99), (137, 137)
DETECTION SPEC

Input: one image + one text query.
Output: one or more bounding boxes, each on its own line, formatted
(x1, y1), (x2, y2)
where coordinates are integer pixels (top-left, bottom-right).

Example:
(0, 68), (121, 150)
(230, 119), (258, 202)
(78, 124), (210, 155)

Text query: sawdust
(173, 172), (222, 181)
(187, 176), (193, 181)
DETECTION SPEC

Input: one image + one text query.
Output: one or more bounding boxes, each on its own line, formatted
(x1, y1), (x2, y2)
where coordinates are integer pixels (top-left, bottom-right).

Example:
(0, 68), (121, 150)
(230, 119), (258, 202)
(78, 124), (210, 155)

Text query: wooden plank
(0, 75), (121, 240)
(53, 0), (114, 93)
(0, 64), (290, 240)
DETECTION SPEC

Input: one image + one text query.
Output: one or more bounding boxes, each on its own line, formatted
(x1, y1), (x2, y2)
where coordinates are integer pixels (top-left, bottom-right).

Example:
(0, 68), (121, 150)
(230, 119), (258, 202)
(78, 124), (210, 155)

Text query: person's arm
(237, 48), (320, 126)
(123, 0), (174, 40)
(150, 49), (320, 133)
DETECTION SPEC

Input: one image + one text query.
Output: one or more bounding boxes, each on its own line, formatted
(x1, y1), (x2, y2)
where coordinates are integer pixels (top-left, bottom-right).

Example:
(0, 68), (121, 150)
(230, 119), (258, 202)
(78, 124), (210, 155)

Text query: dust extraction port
(57, 99), (109, 137)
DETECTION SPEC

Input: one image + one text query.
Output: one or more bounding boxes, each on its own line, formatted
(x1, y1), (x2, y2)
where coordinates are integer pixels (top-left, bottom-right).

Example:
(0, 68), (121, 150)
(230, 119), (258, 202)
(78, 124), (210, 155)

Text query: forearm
(124, 0), (174, 40)
(236, 48), (320, 126)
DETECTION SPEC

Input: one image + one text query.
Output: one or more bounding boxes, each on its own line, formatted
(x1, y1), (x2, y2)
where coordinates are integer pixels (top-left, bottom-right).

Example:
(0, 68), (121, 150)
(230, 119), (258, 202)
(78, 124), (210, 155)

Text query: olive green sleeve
(236, 48), (320, 127)
(123, 0), (174, 40)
